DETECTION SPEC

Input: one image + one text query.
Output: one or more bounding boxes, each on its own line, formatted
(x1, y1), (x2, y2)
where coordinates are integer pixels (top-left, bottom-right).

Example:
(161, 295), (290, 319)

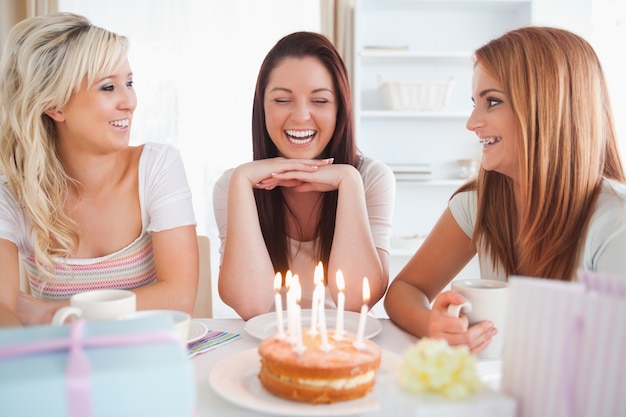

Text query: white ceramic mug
(120, 309), (191, 346)
(447, 279), (509, 359)
(51, 289), (136, 325)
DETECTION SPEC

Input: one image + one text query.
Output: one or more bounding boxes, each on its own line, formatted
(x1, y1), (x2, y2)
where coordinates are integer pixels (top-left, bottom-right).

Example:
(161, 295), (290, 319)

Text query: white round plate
(476, 360), (502, 391)
(244, 309), (383, 340)
(187, 319), (208, 344)
(209, 348), (401, 416)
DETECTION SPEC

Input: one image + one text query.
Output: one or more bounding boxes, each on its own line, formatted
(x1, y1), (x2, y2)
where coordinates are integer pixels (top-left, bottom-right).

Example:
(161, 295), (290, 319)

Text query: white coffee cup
(119, 309), (191, 346)
(51, 289), (136, 325)
(447, 279), (509, 359)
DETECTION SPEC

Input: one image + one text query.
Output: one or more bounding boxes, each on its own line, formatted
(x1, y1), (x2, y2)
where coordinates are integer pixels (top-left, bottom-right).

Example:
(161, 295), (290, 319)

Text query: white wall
(532, 0), (626, 163)
(591, 0), (626, 164)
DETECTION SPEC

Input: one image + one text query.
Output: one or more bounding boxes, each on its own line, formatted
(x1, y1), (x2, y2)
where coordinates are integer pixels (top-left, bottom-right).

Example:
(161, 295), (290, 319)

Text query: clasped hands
(243, 157), (351, 192)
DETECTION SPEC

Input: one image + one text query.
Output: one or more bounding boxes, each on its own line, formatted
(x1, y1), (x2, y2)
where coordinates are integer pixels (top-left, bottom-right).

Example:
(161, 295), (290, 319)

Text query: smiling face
(264, 56), (337, 159)
(466, 63), (519, 181)
(49, 58), (136, 155)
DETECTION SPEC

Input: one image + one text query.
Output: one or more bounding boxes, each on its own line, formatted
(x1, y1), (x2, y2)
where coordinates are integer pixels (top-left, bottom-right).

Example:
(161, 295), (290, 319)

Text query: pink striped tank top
(24, 232), (156, 301)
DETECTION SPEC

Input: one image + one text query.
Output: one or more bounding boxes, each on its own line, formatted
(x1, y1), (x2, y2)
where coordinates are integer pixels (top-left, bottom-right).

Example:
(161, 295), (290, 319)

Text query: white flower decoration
(398, 338), (484, 400)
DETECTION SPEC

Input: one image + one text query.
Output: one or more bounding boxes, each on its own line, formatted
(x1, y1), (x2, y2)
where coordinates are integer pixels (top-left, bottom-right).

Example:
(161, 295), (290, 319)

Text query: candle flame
(285, 270), (293, 289)
(336, 269), (345, 292)
(314, 261), (324, 285)
(362, 277), (370, 303)
(274, 272), (282, 291)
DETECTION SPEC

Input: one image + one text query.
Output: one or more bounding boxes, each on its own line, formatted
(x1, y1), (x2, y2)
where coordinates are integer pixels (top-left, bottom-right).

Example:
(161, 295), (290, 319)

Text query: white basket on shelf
(378, 75), (454, 112)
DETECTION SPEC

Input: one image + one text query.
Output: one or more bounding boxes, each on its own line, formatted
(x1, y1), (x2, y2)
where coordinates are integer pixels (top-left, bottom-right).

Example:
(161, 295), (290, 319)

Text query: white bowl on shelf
(378, 76), (454, 112)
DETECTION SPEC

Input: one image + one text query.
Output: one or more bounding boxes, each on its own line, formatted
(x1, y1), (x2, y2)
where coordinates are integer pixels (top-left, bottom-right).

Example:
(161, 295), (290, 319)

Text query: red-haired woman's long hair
(457, 26), (624, 280)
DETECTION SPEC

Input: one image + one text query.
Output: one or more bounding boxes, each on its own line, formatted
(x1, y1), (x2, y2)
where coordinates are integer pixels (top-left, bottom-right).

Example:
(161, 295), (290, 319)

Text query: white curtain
(0, 0), (57, 57)
(27, 0), (58, 15)
(320, 0), (355, 84)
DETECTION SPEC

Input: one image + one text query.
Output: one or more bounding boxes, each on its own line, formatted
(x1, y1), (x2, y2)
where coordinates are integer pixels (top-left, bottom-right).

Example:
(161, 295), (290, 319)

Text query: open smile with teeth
(480, 137), (502, 147)
(110, 119), (130, 128)
(285, 129), (316, 145)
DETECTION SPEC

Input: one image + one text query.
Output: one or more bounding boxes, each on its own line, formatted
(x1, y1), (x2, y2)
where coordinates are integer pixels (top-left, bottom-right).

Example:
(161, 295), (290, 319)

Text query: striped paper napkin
(187, 330), (241, 358)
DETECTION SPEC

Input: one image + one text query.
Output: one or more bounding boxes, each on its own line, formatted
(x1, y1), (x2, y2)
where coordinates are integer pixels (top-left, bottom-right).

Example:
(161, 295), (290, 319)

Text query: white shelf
(390, 247), (419, 257)
(360, 50), (472, 61)
(362, 110), (470, 119)
(395, 179), (467, 187)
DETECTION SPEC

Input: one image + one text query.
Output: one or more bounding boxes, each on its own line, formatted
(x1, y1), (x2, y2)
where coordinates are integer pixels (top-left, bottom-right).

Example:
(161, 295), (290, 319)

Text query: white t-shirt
(213, 156), (396, 307)
(449, 178), (626, 280)
(0, 142), (196, 299)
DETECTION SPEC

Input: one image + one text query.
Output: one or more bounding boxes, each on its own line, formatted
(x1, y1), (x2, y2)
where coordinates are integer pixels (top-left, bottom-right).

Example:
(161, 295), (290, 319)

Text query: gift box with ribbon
(0, 315), (195, 417)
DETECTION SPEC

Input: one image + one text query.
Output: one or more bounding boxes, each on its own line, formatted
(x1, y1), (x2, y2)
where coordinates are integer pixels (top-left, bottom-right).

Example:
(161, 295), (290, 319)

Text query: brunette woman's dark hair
(250, 31), (359, 279)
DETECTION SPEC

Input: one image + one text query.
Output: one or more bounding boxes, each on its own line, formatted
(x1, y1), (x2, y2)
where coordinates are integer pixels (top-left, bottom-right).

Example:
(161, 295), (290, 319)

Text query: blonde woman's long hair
(458, 26), (625, 281)
(0, 12), (129, 277)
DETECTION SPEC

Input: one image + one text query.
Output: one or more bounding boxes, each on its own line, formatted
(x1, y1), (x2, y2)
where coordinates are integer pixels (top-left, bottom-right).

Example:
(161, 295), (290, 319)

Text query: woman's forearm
(0, 304), (22, 327)
(328, 168), (386, 310)
(385, 279), (433, 338)
(218, 172), (276, 319)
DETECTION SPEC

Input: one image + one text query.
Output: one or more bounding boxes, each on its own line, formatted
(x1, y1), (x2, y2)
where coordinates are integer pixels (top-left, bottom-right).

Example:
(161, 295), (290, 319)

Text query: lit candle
(274, 272), (285, 339)
(354, 277), (370, 350)
(309, 262), (324, 335)
(318, 288), (331, 352)
(293, 275), (305, 355)
(334, 269), (345, 341)
(285, 270), (295, 344)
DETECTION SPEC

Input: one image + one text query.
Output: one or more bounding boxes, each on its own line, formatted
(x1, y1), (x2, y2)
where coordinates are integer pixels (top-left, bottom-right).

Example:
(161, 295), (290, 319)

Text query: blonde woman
(385, 26), (626, 354)
(0, 13), (198, 327)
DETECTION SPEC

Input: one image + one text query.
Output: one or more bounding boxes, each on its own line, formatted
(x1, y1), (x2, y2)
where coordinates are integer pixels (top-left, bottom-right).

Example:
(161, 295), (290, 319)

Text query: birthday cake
(257, 330), (382, 404)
